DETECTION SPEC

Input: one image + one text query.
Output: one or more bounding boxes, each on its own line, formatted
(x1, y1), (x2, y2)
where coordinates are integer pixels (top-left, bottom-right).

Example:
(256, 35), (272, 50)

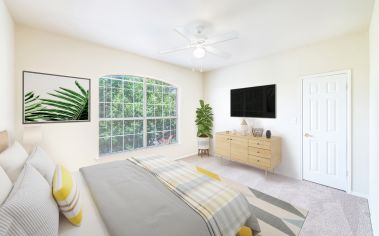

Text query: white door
(302, 72), (348, 191)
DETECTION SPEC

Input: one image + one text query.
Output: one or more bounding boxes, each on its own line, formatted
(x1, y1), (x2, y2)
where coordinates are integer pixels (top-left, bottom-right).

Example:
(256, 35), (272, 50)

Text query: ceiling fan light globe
(193, 47), (206, 58)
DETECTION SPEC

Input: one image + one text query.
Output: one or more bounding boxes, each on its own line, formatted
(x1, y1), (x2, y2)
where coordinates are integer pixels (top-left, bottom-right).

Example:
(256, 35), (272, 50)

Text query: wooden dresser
(215, 132), (281, 174)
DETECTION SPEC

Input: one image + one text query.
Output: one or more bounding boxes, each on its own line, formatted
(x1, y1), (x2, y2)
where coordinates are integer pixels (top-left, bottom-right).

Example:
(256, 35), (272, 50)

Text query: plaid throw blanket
(128, 156), (251, 236)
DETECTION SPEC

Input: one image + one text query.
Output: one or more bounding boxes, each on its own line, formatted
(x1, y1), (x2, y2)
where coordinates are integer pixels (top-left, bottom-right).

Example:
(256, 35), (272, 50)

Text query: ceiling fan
(160, 23), (239, 59)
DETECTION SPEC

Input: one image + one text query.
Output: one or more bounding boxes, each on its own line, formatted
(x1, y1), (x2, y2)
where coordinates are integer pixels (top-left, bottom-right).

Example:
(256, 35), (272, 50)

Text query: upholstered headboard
(0, 130), (9, 153)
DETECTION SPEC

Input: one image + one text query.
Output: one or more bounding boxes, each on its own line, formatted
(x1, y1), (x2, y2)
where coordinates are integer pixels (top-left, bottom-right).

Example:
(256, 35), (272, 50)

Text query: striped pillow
(52, 165), (82, 226)
(0, 164), (59, 236)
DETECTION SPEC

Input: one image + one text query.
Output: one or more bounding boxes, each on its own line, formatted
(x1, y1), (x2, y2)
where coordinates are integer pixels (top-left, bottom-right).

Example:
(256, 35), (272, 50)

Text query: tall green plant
(195, 100), (214, 138)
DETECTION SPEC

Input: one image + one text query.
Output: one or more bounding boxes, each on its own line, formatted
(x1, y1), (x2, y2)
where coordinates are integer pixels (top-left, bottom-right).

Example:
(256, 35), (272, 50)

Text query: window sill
(95, 142), (181, 161)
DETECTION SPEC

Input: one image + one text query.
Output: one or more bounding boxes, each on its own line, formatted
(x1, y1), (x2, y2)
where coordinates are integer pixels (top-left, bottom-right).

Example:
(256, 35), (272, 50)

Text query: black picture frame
(22, 71), (91, 124)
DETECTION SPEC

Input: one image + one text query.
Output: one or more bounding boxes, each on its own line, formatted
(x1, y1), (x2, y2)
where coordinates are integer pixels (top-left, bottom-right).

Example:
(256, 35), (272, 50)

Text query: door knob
(304, 133), (313, 138)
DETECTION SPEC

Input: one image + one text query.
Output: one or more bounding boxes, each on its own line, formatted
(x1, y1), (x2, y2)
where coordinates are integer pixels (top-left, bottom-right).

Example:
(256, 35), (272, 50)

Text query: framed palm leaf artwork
(23, 71), (91, 124)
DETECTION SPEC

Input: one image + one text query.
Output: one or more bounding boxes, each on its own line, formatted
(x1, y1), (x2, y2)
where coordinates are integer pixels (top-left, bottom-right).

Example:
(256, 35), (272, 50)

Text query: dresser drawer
(248, 147), (271, 159)
(248, 155), (271, 168)
(249, 139), (271, 149)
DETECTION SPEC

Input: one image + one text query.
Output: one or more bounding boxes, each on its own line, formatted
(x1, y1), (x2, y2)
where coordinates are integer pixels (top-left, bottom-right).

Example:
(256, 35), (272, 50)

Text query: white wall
(204, 31), (369, 195)
(0, 0), (14, 137)
(15, 25), (203, 170)
(11, 19), (372, 197)
(369, 0), (379, 234)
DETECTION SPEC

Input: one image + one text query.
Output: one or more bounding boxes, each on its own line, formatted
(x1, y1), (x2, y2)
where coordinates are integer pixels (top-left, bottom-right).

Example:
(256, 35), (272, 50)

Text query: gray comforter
(80, 160), (258, 236)
(80, 160), (212, 236)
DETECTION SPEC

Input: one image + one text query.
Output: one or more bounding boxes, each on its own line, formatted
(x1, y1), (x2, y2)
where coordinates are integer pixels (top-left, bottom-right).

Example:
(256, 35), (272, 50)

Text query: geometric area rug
(245, 188), (308, 236)
(194, 166), (308, 236)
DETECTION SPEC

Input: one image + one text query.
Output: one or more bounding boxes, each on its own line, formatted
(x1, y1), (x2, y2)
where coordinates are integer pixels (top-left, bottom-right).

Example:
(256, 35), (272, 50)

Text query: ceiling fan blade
(205, 46), (231, 58)
(174, 27), (196, 43)
(159, 45), (193, 55)
(204, 31), (239, 46)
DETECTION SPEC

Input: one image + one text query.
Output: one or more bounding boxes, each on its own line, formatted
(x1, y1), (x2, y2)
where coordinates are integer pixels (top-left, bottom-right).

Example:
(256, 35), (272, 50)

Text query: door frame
(300, 70), (352, 193)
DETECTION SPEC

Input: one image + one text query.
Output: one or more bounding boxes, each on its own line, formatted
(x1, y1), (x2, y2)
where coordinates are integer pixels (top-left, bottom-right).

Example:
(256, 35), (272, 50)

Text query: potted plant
(195, 100), (214, 152)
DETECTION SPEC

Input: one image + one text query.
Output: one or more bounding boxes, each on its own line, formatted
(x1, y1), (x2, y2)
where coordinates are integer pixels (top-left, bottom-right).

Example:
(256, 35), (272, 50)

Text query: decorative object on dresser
(195, 100), (214, 157)
(215, 131), (281, 175)
(252, 128), (264, 137)
(265, 130), (272, 139)
(240, 119), (248, 135)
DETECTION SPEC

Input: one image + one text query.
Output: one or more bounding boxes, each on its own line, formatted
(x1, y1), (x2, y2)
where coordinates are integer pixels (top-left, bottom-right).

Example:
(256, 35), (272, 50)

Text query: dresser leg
(265, 170), (268, 176)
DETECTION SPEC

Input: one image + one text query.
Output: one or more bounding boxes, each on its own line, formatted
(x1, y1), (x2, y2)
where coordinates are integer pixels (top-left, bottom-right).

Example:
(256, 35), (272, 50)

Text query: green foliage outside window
(99, 75), (177, 155)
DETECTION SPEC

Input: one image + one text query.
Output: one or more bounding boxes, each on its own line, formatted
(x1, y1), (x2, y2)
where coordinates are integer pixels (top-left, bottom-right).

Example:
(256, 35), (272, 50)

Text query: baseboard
(173, 152), (198, 160)
(349, 191), (369, 199)
(369, 198), (378, 235)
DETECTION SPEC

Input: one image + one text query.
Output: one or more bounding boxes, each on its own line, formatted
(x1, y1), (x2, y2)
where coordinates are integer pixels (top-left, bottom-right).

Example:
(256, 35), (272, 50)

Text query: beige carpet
(183, 156), (373, 236)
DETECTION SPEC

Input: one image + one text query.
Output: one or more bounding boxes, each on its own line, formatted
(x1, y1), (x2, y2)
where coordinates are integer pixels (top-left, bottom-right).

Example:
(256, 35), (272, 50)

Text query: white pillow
(0, 142), (28, 183)
(0, 166), (12, 205)
(27, 146), (56, 185)
(0, 164), (59, 236)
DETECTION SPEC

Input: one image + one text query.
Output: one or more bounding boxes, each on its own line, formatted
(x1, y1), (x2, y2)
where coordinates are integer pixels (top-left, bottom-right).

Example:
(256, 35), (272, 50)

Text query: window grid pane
(99, 75), (177, 156)
(146, 118), (177, 147)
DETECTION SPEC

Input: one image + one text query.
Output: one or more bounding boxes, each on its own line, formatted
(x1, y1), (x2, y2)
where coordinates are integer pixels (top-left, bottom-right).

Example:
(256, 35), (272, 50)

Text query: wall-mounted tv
(231, 84), (276, 118)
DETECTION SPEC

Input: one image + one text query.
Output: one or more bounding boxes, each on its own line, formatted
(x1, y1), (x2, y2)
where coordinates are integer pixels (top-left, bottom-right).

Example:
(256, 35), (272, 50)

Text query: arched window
(99, 75), (177, 155)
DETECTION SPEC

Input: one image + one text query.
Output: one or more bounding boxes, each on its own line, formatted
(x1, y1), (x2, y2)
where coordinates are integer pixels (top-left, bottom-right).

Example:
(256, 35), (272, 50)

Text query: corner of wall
(201, 71), (208, 101)
(0, 0), (15, 140)
(369, 0), (379, 234)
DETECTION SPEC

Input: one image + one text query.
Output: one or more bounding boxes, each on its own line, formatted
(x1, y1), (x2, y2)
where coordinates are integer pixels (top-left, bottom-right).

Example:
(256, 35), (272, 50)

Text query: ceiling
(5, 0), (374, 72)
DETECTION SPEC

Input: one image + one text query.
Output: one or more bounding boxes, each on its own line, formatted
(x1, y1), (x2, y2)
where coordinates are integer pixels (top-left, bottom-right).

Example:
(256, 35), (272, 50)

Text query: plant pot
(197, 137), (210, 149)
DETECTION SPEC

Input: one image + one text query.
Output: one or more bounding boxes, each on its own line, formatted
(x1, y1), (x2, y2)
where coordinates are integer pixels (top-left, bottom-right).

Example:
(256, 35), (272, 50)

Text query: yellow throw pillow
(52, 165), (82, 226)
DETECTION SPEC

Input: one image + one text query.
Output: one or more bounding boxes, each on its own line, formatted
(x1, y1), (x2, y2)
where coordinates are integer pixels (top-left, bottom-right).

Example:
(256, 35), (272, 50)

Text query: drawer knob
(257, 143), (260, 145)
(257, 151), (260, 153)
(257, 160), (260, 162)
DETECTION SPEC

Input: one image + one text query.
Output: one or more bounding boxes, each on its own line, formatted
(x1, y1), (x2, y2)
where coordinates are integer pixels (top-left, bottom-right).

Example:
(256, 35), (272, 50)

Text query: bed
(0, 130), (307, 236)
(58, 160), (259, 236)
(69, 157), (255, 236)
(0, 130), (257, 236)
(59, 158), (308, 236)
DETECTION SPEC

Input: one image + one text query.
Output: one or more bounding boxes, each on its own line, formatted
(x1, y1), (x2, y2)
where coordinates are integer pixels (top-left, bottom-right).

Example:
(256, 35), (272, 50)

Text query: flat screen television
(231, 84), (276, 118)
